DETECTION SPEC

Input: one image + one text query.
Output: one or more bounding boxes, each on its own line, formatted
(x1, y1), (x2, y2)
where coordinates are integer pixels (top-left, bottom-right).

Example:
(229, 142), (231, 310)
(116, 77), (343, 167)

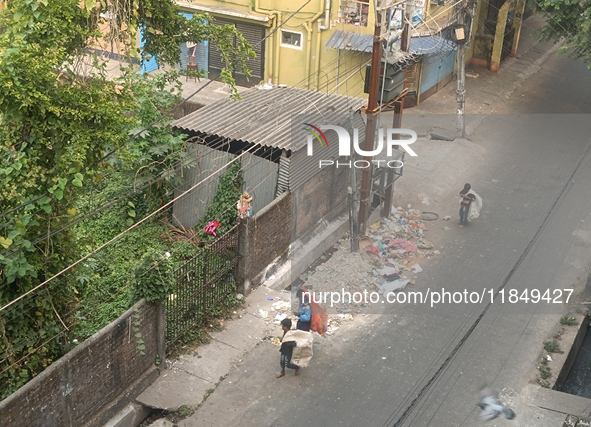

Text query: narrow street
(180, 43), (591, 427)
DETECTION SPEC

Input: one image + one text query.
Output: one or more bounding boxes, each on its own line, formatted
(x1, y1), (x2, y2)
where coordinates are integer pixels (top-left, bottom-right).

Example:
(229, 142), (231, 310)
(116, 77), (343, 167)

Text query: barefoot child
(276, 319), (300, 378)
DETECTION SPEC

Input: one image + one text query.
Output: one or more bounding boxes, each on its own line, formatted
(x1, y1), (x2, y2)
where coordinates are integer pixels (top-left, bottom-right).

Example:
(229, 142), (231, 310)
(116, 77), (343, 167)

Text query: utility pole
(381, 2), (411, 218)
(456, 0), (467, 138)
(348, 110), (359, 252)
(358, 0), (383, 236)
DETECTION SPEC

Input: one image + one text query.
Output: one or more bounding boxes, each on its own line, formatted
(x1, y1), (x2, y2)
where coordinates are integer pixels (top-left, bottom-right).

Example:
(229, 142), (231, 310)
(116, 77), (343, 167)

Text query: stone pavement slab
(526, 386), (591, 419)
(175, 340), (242, 384)
(136, 368), (212, 411)
(209, 312), (267, 349)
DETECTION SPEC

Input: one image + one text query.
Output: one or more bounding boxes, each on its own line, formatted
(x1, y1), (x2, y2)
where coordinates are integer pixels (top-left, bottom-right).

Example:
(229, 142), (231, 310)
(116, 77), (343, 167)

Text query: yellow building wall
(176, 0), (483, 99)
(176, 0), (375, 98)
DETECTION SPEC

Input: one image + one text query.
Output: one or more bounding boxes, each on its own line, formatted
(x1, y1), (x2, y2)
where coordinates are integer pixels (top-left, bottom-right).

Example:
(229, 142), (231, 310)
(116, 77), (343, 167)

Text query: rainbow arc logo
(302, 123), (328, 147)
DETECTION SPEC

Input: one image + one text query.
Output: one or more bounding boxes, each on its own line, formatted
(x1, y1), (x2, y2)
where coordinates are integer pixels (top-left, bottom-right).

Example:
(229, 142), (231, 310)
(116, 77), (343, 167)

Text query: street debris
(292, 205), (441, 326)
(259, 206), (441, 338)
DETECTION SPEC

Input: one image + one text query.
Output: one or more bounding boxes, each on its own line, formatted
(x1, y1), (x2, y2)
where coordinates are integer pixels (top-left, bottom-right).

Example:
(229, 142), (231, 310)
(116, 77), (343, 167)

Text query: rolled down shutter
(419, 49), (457, 101)
(419, 53), (440, 96)
(208, 19), (231, 81)
(234, 21), (264, 86)
(208, 19), (264, 87)
(438, 49), (456, 87)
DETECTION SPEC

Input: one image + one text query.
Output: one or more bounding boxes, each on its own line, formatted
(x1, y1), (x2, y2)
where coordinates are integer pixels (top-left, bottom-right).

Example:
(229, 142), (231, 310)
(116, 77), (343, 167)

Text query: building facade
(153, 0), (528, 107)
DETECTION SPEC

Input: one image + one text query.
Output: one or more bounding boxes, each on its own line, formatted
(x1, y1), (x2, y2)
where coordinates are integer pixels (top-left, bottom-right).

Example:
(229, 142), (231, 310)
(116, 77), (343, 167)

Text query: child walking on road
(276, 319), (299, 378)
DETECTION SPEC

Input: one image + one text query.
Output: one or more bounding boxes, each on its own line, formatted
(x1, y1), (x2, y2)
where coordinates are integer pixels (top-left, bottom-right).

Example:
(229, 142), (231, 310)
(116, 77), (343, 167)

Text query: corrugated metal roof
(407, 35), (457, 54)
(326, 30), (457, 54)
(325, 30), (374, 52)
(173, 86), (367, 152)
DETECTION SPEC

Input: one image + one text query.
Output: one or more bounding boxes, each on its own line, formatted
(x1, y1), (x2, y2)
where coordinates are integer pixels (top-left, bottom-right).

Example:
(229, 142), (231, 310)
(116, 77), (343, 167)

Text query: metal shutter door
(438, 49), (456, 88)
(419, 53), (440, 95)
(234, 21), (264, 86)
(208, 19), (264, 87)
(140, 27), (158, 74)
(208, 19), (232, 81)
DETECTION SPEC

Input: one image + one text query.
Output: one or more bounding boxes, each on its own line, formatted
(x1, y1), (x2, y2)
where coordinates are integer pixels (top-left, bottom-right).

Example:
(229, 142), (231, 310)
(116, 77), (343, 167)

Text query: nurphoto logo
(303, 124), (418, 169)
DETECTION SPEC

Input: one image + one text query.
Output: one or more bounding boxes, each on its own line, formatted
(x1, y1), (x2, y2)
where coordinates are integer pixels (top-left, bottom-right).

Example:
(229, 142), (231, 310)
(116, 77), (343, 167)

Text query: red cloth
(300, 285), (327, 337)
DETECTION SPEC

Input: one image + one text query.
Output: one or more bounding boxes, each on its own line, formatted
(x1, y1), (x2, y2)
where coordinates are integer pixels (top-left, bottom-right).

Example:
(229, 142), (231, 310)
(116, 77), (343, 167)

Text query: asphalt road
(181, 47), (591, 427)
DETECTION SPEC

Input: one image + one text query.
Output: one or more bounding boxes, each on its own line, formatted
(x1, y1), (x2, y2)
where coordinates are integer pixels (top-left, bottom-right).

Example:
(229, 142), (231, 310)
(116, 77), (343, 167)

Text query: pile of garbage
(362, 206), (441, 294)
(295, 205), (440, 315)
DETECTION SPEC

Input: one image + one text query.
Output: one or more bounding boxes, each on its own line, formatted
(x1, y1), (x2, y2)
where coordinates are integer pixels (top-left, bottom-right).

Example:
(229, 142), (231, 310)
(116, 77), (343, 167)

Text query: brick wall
(250, 191), (291, 280)
(236, 192), (291, 288)
(0, 299), (163, 427)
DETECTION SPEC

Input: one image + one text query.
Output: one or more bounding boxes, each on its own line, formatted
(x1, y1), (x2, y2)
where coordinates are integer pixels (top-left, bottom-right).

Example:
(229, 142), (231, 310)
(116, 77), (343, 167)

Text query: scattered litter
(274, 312), (287, 322)
(443, 216), (451, 221)
(326, 326), (339, 335)
(236, 293), (244, 300)
(379, 266), (399, 276)
(272, 301), (291, 311)
(268, 297), (274, 300)
(266, 275), (276, 282)
(547, 355), (553, 362)
(411, 264), (423, 273)
(380, 280), (410, 294)
(417, 193), (430, 206)
(443, 226), (450, 231)
(258, 309), (268, 318)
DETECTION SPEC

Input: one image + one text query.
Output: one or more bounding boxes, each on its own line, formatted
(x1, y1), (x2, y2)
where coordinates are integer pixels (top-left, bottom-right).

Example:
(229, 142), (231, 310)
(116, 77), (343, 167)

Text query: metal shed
(171, 86), (367, 226)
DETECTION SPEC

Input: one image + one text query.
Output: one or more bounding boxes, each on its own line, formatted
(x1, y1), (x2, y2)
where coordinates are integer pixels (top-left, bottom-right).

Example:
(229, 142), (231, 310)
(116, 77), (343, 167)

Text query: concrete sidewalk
(136, 286), (289, 412)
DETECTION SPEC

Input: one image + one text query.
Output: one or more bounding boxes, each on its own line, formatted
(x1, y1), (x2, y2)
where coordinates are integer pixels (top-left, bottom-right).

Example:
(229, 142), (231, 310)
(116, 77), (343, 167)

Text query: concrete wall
(0, 299), (164, 427)
(291, 162), (350, 243)
(556, 316), (591, 391)
(237, 192), (291, 290)
(236, 159), (350, 292)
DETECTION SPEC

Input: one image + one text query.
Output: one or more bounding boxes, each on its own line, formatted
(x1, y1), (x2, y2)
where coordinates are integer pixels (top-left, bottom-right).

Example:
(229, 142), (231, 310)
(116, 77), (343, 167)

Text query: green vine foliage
(196, 162), (244, 240)
(131, 250), (175, 304)
(532, 0), (591, 64)
(0, 0), (254, 398)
